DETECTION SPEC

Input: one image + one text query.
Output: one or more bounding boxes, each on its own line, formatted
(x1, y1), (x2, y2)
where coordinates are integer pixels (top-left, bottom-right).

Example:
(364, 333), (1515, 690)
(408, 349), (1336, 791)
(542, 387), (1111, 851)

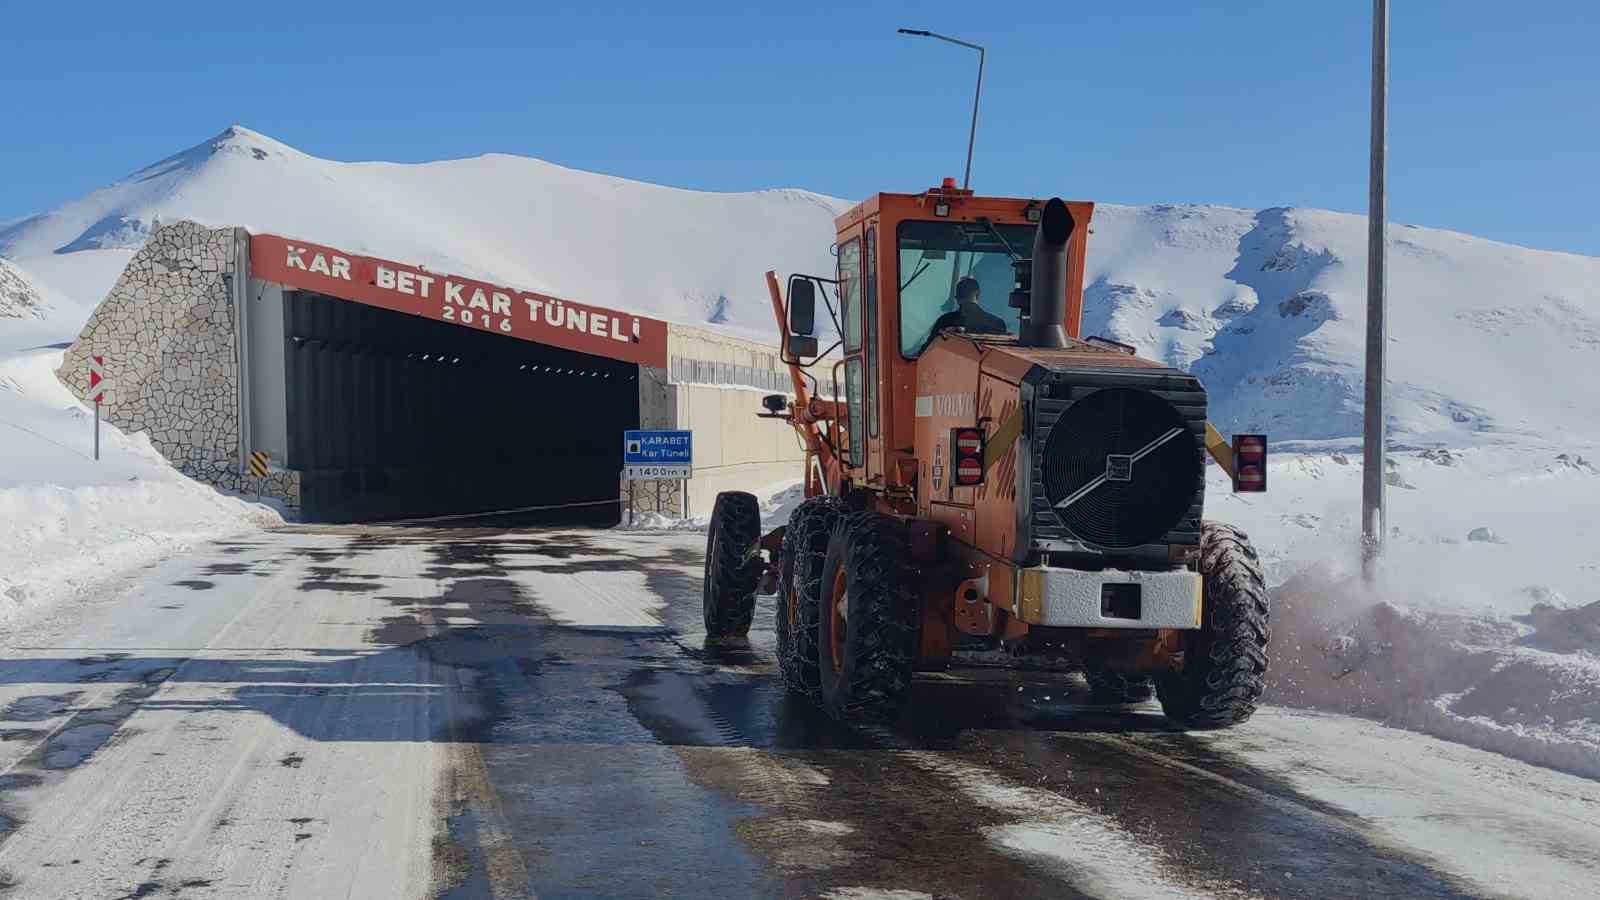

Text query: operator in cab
(954, 276), (1008, 334)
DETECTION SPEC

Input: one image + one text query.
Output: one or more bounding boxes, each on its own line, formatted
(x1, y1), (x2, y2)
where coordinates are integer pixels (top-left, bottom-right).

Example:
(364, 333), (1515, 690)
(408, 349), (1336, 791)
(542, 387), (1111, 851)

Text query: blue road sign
(624, 430), (692, 466)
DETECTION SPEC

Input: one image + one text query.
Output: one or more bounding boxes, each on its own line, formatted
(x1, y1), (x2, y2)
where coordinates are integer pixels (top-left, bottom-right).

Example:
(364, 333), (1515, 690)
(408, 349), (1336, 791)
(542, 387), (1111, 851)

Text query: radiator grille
(1026, 369), (1206, 553)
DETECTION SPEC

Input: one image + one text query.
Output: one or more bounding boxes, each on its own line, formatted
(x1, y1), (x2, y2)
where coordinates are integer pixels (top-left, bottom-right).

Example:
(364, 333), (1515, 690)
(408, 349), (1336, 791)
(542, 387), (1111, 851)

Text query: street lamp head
(894, 27), (986, 190)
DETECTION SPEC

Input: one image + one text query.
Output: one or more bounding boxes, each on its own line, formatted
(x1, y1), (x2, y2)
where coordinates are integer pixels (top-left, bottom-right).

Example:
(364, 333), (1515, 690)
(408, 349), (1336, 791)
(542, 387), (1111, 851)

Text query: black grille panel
(1024, 368), (1206, 554)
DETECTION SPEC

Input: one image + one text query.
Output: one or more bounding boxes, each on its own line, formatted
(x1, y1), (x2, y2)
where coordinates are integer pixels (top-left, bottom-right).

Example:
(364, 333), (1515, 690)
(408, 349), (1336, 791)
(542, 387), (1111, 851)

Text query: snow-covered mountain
(1081, 204), (1600, 446)
(0, 258), (47, 322)
(0, 126), (847, 345)
(6, 125), (1597, 449)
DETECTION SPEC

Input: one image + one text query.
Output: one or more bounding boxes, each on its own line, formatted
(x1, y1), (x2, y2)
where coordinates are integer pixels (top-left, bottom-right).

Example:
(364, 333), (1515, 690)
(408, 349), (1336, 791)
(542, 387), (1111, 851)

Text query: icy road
(0, 522), (1596, 899)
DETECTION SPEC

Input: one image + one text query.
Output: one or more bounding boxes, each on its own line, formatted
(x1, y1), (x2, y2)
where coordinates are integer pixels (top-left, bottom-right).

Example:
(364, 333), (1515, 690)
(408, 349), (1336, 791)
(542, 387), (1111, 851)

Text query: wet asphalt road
(0, 520), (1597, 899)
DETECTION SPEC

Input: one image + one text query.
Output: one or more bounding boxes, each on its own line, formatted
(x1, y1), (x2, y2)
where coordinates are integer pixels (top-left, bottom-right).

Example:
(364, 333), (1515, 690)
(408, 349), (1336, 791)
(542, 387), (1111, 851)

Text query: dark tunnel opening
(283, 290), (639, 523)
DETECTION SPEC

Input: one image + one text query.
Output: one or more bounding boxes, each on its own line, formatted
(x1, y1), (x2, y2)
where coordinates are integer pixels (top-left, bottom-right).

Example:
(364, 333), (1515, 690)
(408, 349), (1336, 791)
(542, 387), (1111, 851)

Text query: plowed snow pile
(0, 337), (278, 623)
(1211, 449), (1600, 779)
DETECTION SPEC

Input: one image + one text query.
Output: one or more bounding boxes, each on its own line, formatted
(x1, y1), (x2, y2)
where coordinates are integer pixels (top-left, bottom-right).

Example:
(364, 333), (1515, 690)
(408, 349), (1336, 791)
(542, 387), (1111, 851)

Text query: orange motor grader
(702, 181), (1270, 728)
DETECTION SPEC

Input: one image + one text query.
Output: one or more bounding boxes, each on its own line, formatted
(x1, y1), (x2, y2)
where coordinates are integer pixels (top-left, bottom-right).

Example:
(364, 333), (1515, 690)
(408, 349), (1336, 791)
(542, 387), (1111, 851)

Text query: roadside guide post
(88, 355), (108, 461)
(622, 429), (693, 521)
(248, 450), (271, 504)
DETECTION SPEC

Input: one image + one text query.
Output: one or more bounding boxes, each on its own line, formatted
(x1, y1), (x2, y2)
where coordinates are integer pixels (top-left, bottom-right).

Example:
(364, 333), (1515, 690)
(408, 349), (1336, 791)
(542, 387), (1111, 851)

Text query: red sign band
(249, 234), (669, 368)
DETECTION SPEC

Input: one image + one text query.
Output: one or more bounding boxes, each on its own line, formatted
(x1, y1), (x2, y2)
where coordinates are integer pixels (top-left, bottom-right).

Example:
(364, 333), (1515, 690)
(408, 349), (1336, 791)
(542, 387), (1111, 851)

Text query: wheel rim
(828, 568), (848, 673)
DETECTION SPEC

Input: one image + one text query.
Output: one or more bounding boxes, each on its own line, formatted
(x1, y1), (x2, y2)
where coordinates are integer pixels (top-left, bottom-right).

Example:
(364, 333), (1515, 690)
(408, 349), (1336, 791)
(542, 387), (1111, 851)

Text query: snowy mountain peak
(0, 126), (850, 328)
(1080, 202), (1599, 445)
(126, 125), (302, 183)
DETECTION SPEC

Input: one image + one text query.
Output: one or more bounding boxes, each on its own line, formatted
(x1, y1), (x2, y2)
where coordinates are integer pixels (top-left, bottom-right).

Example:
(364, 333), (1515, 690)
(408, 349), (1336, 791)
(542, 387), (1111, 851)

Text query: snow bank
(0, 342), (277, 624)
(1269, 569), (1600, 781)
(1223, 447), (1600, 779)
(621, 480), (803, 532)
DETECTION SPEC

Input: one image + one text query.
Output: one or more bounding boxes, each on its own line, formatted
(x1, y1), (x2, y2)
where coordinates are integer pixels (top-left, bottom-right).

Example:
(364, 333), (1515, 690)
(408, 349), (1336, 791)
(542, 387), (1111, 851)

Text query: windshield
(898, 220), (1037, 356)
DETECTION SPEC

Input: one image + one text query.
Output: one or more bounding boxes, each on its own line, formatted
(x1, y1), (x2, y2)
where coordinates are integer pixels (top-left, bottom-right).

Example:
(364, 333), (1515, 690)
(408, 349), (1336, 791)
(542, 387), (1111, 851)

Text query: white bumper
(1017, 566), (1202, 629)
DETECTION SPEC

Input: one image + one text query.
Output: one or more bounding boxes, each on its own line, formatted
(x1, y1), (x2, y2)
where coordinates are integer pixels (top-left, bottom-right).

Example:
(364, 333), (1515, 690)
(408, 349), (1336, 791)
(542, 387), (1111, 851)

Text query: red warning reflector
(1231, 433), (1268, 492)
(956, 457), (984, 486)
(950, 427), (986, 486)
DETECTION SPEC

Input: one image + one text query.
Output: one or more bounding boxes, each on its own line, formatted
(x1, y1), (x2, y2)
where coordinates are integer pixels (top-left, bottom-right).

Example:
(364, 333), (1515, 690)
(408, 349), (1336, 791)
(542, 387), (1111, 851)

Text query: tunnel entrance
(283, 290), (639, 523)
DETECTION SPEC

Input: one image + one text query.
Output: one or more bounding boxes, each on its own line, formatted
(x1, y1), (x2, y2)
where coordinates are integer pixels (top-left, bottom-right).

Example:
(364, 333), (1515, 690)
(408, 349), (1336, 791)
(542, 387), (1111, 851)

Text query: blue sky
(3, 0), (1596, 255)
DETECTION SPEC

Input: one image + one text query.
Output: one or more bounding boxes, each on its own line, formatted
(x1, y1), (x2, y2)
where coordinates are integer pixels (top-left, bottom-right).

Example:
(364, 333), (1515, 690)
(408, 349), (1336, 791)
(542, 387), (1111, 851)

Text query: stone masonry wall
(55, 221), (299, 508)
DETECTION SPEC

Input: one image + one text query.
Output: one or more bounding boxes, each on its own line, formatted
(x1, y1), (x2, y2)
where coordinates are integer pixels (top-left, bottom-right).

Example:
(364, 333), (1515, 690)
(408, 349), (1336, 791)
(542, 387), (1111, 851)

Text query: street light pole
(897, 29), (985, 190)
(1362, 0), (1389, 581)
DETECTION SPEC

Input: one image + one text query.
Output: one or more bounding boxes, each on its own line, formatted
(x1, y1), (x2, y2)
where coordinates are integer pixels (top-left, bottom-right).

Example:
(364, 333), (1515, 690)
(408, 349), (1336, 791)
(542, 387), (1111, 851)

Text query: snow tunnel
(242, 234), (668, 523)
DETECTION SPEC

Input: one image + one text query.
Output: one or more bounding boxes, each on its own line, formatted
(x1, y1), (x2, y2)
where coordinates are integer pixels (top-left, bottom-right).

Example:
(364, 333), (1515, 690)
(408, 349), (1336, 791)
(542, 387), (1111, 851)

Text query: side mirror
(787, 334), (819, 358)
(785, 276), (820, 360)
(787, 276), (817, 337)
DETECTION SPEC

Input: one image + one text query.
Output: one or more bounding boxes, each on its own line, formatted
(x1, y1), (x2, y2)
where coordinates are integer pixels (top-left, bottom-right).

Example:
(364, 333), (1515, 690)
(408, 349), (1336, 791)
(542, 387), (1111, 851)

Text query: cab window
(864, 226), (878, 437)
(840, 239), (862, 352)
(897, 220), (1036, 357)
(837, 238), (865, 466)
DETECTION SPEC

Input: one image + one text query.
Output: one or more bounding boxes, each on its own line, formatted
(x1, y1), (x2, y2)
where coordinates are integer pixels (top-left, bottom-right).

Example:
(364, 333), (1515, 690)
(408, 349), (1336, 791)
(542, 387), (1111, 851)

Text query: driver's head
(956, 276), (980, 303)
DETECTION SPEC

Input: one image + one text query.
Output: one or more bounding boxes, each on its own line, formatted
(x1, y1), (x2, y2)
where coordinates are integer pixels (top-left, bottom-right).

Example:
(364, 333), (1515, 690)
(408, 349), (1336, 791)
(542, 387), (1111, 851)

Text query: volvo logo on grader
(698, 185), (1271, 730)
(251, 234), (669, 368)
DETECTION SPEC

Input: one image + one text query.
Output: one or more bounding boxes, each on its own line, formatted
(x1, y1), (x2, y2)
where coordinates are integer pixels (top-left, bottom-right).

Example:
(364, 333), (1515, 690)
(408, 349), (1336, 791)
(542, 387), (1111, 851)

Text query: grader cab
(702, 180), (1271, 728)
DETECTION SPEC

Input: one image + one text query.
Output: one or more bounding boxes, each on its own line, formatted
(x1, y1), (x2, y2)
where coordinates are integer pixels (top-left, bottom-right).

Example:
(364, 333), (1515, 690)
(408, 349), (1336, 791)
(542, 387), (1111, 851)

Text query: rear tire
(776, 497), (844, 699)
(1156, 522), (1270, 729)
(815, 513), (919, 719)
(703, 491), (762, 638)
(1083, 669), (1155, 704)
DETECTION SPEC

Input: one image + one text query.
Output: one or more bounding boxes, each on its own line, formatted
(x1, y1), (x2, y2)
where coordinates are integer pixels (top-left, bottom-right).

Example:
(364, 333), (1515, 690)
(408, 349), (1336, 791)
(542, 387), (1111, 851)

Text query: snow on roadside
(901, 751), (1248, 899)
(1217, 447), (1600, 780)
(0, 344), (277, 625)
(619, 480), (803, 532)
(1207, 708), (1600, 899)
(1269, 569), (1600, 781)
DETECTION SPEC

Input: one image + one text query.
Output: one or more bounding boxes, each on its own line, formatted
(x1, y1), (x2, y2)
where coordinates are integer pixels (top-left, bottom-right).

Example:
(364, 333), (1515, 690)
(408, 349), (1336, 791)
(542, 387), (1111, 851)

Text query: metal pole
(897, 29), (986, 189)
(1362, 0), (1389, 581)
(94, 400), (100, 461)
(963, 46), (984, 190)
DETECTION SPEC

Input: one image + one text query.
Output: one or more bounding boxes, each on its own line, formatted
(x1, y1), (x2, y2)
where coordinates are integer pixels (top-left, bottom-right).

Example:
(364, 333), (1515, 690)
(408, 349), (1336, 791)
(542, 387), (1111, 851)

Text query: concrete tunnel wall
(56, 221), (298, 503)
(58, 219), (814, 524)
(656, 325), (815, 516)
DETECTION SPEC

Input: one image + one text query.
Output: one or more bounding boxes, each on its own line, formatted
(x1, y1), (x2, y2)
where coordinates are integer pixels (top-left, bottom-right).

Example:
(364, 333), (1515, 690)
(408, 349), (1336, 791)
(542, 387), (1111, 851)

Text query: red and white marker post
(88, 355), (107, 461)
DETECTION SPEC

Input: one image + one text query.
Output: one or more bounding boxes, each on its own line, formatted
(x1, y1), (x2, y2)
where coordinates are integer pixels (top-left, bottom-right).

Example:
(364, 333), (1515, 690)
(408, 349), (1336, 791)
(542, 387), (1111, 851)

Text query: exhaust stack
(1021, 197), (1074, 348)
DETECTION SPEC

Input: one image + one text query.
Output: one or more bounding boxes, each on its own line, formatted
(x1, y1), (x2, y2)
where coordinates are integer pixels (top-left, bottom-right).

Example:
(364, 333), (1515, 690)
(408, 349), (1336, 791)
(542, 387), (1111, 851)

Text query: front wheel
(1156, 522), (1270, 728)
(703, 491), (762, 638)
(776, 497), (843, 699)
(814, 513), (919, 719)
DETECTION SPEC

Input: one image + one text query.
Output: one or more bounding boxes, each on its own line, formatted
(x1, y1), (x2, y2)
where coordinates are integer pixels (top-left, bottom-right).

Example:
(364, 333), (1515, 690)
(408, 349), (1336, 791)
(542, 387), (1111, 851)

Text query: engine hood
(976, 336), (1174, 385)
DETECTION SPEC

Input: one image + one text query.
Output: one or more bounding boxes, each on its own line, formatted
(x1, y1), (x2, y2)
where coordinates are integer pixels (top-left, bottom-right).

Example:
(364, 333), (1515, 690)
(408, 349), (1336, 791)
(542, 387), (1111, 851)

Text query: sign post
(88, 355), (107, 461)
(248, 450), (271, 503)
(622, 430), (693, 516)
